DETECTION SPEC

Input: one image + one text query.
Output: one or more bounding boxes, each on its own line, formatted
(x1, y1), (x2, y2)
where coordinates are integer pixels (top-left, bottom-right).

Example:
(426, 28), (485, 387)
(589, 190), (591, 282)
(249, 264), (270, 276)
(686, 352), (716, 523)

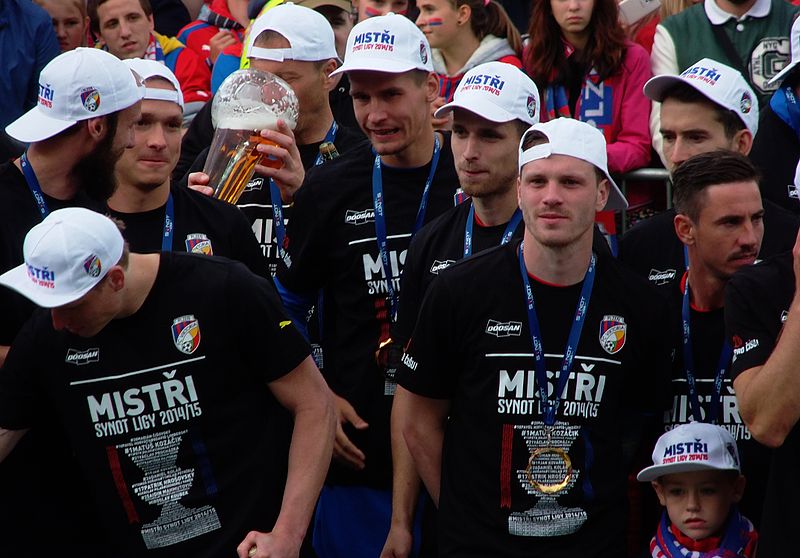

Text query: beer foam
(215, 99), (296, 131)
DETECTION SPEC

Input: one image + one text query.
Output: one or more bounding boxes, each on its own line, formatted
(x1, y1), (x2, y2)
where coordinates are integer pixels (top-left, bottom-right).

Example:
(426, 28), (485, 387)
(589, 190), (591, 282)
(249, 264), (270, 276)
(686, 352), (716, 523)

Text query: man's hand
(187, 171), (214, 196)
(255, 120), (305, 204)
(431, 97), (451, 131)
(237, 530), (301, 558)
(333, 393), (368, 470)
(379, 522), (413, 558)
(209, 30), (238, 64)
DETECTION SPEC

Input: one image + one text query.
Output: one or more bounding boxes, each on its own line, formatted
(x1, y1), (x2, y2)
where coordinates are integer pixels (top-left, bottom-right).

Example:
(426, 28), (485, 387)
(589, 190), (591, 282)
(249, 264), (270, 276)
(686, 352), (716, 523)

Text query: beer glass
(203, 69), (299, 205)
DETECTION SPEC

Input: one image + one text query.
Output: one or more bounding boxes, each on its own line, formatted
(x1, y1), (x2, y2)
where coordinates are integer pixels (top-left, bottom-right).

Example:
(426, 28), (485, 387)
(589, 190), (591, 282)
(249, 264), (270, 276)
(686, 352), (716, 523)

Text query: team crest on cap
(82, 254), (102, 277)
(527, 95), (537, 118)
(172, 315), (201, 354)
(599, 315), (626, 354)
(420, 41), (428, 64)
(185, 233), (213, 255)
(740, 91), (752, 114)
(80, 87), (101, 112)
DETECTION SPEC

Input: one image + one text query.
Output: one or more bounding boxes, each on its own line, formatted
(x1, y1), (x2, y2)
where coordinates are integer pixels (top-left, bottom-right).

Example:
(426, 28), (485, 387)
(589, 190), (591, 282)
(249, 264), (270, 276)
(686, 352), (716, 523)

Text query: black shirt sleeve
(396, 273), (457, 399)
(393, 232), (425, 346)
(275, 180), (327, 293)
(0, 312), (47, 430)
(725, 271), (779, 378)
(225, 263), (310, 383)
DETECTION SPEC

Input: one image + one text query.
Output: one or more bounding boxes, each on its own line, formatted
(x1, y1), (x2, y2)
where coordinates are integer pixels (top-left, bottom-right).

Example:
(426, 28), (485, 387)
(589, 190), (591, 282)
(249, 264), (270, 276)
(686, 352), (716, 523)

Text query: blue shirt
(0, 0), (60, 130)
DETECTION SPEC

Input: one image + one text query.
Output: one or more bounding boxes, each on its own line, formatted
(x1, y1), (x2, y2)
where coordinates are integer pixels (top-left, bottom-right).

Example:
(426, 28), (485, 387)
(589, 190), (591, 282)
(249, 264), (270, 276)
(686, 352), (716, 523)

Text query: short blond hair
(34, 0), (88, 19)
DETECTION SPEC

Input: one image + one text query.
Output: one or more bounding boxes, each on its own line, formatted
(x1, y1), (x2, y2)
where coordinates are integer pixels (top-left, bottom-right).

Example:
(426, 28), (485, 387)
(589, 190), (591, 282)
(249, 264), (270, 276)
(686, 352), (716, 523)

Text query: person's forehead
(659, 470), (730, 486)
(349, 70), (417, 90)
(521, 153), (594, 175)
(661, 98), (723, 127)
(452, 108), (513, 131)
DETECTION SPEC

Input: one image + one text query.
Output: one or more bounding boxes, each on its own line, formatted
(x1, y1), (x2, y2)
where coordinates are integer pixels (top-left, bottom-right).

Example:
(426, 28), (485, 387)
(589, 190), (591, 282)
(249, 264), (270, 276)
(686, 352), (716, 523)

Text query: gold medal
(525, 446), (572, 494)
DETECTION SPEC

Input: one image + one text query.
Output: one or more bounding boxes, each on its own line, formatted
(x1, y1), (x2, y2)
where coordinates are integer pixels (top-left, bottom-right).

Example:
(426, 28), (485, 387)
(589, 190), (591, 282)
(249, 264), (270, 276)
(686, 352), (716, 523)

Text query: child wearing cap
(638, 423), (758, 558)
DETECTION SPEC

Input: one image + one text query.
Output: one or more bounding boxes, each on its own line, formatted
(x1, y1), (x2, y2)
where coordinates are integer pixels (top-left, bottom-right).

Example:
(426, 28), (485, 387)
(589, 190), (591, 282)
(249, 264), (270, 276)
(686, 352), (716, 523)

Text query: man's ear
(84, 116), (108, 142)
(595, 178), (610, 212)
(651, 480), (667, 506)
(147, 13), (155, 32)
(321, 59), (341, 93)
(674, 213), (695, 246)
(734, 129), (753, 156)
(425, 72), (439, 103)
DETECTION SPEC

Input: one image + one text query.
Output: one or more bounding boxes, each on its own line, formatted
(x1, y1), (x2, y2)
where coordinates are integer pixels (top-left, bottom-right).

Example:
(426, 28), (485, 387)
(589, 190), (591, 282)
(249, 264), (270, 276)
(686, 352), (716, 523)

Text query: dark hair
(525, 0), (627, 86)
(672, 150), (760, 222)
(661, 82), (747, 140)
(88, 0), (152, 34)
(520, 128), (605, 182)
(450, 0), (522, 58)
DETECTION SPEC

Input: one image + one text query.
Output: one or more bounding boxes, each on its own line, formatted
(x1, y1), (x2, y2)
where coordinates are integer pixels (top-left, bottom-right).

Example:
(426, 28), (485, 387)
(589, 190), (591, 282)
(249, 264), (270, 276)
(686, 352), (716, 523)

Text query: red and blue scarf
(650, 509), (757, 558)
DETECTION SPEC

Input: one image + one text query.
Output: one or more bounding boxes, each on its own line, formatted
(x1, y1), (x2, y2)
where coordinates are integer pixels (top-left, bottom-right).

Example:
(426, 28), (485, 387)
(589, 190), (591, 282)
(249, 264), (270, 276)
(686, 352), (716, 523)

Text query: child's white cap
(637, 422), (741, 482)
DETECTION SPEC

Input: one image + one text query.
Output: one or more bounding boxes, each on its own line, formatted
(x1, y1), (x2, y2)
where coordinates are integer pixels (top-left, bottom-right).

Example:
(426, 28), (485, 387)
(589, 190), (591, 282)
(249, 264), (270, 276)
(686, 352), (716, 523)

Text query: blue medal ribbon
(373, 134), (441, 321)
(20, 152), (50, 219)
(681, 276), (733, 424)
(463, 203), (522, 257)
(162, 192), (174, 252)
(272, 121), (339, 261)
(518, 243), (596, 426)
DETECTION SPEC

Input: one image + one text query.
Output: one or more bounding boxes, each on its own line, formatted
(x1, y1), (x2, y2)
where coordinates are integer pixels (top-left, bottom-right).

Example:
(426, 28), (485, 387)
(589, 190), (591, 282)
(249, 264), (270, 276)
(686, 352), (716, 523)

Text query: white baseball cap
(123, 58), (184, 110)
(643, 58), (759, 136)
(331, 12), (433, 76)
(0, 208), (124, 308)
(637, 422), (741, 482)
(247, 3), (340, 63)
(768, 16), (800, 86)
(435, 61), (540, 125)
(518, 118), (628, 211)
(6, 48), (143, 144)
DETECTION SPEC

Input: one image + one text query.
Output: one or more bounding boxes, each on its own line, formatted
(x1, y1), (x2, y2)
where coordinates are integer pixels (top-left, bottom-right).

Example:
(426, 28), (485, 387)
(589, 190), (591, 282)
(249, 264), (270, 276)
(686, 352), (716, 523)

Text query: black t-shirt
(619, 201), (800, 290)
(108, 184), (268, 278)
(397, 242), (671, 557)
(394, 199), (524, 345)
(0, 161), (109, 557)
(276, 134), (459, 488)
(725, 251), (795, 557)
(663, 277), (769, 527)
(0, 253), (310, 558)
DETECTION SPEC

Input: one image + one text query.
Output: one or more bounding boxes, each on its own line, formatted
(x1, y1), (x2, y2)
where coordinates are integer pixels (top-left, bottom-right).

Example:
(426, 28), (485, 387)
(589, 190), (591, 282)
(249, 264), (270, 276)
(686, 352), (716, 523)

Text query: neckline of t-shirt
(526, 271), (582, 289)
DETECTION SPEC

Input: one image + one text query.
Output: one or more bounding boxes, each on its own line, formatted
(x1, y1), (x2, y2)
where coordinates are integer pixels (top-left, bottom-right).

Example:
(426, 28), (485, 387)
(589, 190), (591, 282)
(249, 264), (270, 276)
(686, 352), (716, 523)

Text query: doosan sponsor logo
(401, 352), (418, 371)
(430, 259), (455, 274)
(345, 208), (375, 225)
(65, 348), (100, 365)
(486, 320), (522, 337)
(648, 268), (676, 285)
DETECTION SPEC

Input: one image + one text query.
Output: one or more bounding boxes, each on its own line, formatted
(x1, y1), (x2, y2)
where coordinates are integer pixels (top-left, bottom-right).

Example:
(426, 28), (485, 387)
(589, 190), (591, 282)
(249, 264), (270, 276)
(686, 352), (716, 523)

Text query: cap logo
(352, 30), (396, 53)
(527, 95), (537, 118)
(38, 83), (55, 109)
(80, 87), (101, 112)
(740, 91), (752, 114)
(82, 254), (102, 278)
(461, 74), (506, 96)
(681, 65), (722, 86)
(419, 41), (428, 64)
(661, 439), (709, 464)
(26, 264), (56, 289)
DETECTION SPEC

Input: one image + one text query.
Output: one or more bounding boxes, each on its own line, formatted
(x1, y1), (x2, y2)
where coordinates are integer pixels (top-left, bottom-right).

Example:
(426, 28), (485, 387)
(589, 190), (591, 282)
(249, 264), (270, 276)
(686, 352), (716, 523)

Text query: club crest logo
(185, 233), (213, 255)
(420, 41), (428, 64)
(80, 87), (100, 112)
(172, 315), (201, 354)
(599, 315), (626, 354)
(740, 91), (752, 114)
(527, 95), (537, 118)
(82, 254), (102, 277)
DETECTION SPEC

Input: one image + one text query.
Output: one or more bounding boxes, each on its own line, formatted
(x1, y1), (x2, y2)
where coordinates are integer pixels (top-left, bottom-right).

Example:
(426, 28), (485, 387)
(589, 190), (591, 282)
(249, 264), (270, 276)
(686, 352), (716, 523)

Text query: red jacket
(177, 0), (244, 65)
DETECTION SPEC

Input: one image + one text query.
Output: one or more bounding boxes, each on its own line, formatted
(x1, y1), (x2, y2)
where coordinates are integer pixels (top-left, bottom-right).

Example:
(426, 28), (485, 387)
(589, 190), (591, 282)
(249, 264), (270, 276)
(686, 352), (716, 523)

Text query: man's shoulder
(172, 183), (245, 219)
(412, 201), (470, 249)
(302, 141), (373, 194)
(730, 251), (793, 293)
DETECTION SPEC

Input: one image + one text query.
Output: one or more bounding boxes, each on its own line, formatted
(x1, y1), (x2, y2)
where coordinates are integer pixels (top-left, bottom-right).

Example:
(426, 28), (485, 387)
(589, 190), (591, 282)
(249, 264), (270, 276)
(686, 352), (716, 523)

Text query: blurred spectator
(650, 0), (798, 163)
(416, 0), (522, 104)
(525, 0), (651, 174)
(88, 0), (211, 122)
(625, 0), (699, 54)
(33, 0), (90, 52)
(177, 0), (249, 67)
(353, 0), (410, 20)
(0, 0), (60, 161)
